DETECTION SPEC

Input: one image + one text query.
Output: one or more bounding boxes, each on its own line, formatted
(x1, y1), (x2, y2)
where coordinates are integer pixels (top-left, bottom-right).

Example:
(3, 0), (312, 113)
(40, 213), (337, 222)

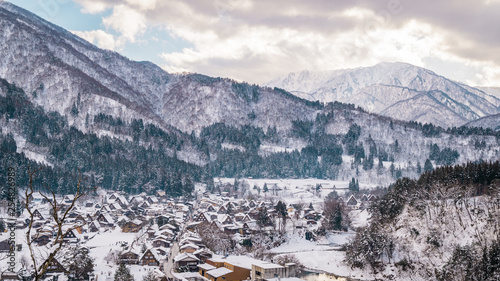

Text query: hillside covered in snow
(345, 162), (500, 280)
(266, 63), (500, 128)
(0, 1), (499, 194)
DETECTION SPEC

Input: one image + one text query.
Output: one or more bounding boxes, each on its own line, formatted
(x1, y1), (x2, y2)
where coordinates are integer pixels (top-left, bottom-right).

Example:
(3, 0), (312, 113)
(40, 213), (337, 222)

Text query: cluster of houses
(0, 185), (379, 281)
(341, 193), (379, 210)
(187, 196), (324, 237)
(0, 190), (192, 279)
(197, 255), (297, 281)
(171, 231), (299, 281)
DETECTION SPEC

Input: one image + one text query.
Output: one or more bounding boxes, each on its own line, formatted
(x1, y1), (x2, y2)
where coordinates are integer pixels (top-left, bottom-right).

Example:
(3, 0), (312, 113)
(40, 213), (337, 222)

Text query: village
(0, 179), (378, 281)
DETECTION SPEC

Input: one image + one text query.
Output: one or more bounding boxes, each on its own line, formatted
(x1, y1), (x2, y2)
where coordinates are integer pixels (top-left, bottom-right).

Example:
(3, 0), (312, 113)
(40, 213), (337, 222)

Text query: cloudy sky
(9, 0), (500, 86)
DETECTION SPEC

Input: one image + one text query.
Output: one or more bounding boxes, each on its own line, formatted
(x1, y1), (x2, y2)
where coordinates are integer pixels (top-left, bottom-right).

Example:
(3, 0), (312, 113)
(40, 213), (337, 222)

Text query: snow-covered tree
(114, 263), (134, 281)
(66, 246), (94, 280)
(142, 271), (158, 281)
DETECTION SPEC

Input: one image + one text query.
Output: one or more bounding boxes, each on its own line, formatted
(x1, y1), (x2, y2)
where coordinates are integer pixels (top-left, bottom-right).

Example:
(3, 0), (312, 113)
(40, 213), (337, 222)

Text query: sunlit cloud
(66, 0), (500, 86)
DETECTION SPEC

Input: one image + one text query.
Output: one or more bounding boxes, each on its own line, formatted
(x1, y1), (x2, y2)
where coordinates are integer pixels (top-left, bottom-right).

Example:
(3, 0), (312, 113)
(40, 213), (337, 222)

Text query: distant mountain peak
(265, 62), (500, 128)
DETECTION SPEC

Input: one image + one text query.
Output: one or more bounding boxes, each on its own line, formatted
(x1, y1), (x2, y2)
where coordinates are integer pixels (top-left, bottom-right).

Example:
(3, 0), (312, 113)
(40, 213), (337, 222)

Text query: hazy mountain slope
(465, 113), (500, 131)
(266, 62), (500, 127)
(478, 86), (500, 99)
(0, 2), (318, 134)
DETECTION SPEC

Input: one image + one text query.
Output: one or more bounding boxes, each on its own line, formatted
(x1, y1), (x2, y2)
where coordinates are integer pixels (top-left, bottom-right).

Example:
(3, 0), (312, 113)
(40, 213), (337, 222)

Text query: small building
(46, 258), (68, 274)
(180, 243), (200, 254)
(121, 219), (144, 233)
(34, 234), (51, 246)
(97, 213), (114, 227)
(193, 248), (213, 263)
(174, 253), (200, 272)
(0, 240), (11, 253)
(61, 229), (79, 243)
(120, 251), (140, 264)
(152, 238), (169, 248)
(346, 195), (358, 208)
(140, 249), (161, 266)
(252, 262), (297, 280)
(89, 221), (101, 232)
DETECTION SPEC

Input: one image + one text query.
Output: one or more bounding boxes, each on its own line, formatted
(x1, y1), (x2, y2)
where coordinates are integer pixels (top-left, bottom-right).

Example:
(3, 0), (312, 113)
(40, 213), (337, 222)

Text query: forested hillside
(0, 79), (199, 198)
(345, 161), (500, 280)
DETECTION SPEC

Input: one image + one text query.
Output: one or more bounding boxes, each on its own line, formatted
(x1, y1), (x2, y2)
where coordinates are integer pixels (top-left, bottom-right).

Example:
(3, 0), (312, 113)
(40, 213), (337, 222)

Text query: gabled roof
(180, 243), (200, 250)
(140, 248), (160, 262)
(193, 248), (213, 256)
(99, 213), (114, 223)
(346, 195), (358, 205)
(174, 252), (199, 262)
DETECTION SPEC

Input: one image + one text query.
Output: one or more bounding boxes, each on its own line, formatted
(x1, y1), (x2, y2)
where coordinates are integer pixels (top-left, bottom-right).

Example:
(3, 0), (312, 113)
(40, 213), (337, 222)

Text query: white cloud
(73, 0), (111, 14)
(102, 4), (146, 43)
(124, 0), (158, 11)
(68, 0), (500, 86)
(71, 29), (124, 50)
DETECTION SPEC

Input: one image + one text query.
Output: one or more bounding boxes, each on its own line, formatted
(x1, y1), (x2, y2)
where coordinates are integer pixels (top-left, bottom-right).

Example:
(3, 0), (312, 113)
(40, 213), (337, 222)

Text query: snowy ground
(269, 230), (372, 280)
(213, 177), (376, 279)
(85, 228), (159, 281)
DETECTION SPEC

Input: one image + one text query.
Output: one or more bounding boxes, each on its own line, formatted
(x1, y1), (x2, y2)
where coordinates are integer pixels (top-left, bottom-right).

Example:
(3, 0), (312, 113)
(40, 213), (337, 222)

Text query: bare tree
(25, 167), (96, 281)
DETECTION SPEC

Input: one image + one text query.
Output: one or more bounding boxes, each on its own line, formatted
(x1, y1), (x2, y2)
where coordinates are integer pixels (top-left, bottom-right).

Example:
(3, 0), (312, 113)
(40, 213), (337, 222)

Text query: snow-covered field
(216, 177), (377, 205)
(270, 232), (368, 280)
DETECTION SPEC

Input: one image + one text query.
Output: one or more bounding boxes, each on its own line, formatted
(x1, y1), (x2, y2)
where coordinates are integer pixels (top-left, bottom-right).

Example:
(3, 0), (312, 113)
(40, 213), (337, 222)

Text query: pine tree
(349, 177), (359, 192)
(257, 207), (271, 227)
(114, 263), (134, 281)
(275, 201), (288, 232)
(233, 178), (239, 192)
(424, 159), (433, 172)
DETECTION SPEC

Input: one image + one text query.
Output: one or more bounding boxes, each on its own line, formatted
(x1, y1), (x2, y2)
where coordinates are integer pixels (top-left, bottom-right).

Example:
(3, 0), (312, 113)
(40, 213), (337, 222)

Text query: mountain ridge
(265, 62), (500, 128)
(0, 1), (320, 135)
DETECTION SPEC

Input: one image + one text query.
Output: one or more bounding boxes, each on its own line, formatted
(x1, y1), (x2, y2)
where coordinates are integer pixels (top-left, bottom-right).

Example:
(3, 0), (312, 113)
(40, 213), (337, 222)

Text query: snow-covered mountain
(0, 2), (316, 134)
(478, 86), (500, 99)
(465, 113), (500, 131)
(266, 62), (500, 128)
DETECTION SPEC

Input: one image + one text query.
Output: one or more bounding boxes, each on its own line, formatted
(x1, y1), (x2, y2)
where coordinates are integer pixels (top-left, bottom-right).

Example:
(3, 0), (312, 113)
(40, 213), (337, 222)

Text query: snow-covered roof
(174, 253), (199, 262)
(206, 267), (233, 278)
(180, 243), (200, 250)
(131, 219), (143, 225)
(193, 248), (212, 256)
(210, 255), (283, 270)
(180, 236), (202, 244)
(267, 278), (303, 281)
(198, 263), (216, 271)
(140, 248), (160, 262)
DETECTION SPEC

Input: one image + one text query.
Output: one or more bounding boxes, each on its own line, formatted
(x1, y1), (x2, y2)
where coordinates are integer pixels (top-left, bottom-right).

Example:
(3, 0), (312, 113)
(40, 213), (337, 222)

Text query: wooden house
(119, 251), (139, 264)
(46, 258), (67, 274)
(97, 213), (114, 227)
(152, 239), (169, 248)
(0, 240), (11, 253)
(121, 219), (144, 233)
(346, 195), (358, 208)
(193, 248), (213, 263)
(140, 249), (160, 266)
(33, 209), (44, 220)
(180, 243), (200, 254)
(88, 221), (101, 232)
(34, 234), (51, 246)
(174, 253), (200, 271)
